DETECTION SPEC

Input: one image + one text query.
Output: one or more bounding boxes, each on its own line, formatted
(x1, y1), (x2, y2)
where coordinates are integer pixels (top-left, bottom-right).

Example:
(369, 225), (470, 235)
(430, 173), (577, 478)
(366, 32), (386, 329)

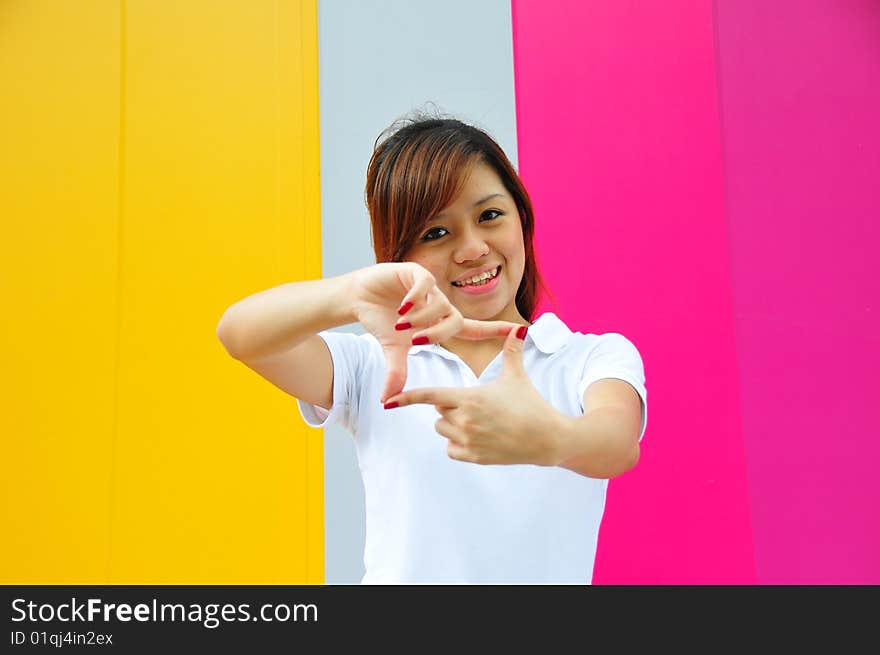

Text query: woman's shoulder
(530, 313), (641, 359)
(319, 326), (380, 346)
(315, 327), (387, 368)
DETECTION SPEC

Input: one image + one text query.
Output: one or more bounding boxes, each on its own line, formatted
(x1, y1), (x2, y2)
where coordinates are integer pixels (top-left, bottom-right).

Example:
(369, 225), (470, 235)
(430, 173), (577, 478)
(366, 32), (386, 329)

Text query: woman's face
(403, 160), (527, 325)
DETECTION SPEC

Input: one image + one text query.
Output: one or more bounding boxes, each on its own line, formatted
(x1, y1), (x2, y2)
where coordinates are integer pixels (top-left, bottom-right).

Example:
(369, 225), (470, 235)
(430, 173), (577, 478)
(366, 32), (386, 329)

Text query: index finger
(384, 386), (464, 409)
(456, 318), (521, 341)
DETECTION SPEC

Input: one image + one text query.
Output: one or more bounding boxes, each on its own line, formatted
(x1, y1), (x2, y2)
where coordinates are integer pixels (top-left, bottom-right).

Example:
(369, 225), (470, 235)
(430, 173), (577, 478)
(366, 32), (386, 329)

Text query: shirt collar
(408, 312), (571, 357)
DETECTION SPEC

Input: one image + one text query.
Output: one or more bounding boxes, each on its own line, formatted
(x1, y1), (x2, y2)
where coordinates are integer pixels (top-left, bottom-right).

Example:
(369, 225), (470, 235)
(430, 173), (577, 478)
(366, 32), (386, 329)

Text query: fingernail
(395, 321), (412, 331)
(383, 401), (398, 410)
(516, 325), (528, 340)
(398, 301), (413, 316)
(412, 336), (429, 346)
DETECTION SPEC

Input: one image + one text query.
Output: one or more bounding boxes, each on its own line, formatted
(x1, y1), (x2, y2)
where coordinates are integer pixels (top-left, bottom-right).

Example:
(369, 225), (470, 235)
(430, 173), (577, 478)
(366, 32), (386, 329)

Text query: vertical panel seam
(710, 0), (758, 582)
(106, 0), (127, 583)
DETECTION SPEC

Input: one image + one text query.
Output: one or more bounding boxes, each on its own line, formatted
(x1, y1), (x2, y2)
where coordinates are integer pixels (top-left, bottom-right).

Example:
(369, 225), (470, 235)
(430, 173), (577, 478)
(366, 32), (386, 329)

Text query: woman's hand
(382, 325), (565, 466)
(349, 262), (520, 403)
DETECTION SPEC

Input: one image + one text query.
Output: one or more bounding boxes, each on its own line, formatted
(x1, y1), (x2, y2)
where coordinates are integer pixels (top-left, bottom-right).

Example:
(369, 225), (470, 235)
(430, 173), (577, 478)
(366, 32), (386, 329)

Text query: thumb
(501, 324), (528, 378)
(380, 344), (409, 404)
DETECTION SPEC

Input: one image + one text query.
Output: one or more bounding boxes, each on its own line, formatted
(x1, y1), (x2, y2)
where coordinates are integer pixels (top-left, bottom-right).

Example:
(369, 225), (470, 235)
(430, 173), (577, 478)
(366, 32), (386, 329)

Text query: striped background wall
(712, 0), (880, 584)
(3, 0), (877, 585)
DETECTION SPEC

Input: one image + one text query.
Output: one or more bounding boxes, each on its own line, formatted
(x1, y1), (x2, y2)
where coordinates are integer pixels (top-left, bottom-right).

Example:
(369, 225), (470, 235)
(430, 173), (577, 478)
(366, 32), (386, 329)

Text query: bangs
(395, 142), (481, 228)
(382, 134), (481, 260)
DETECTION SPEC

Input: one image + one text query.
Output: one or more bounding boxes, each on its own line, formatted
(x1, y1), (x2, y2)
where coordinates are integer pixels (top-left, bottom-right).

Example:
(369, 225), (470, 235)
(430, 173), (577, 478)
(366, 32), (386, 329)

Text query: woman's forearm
(216, 272), (358, 361)
(549, 406), (641, 479)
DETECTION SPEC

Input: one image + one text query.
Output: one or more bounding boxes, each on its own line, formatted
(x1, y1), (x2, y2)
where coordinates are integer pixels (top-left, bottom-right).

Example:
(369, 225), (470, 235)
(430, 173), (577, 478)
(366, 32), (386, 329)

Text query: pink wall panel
(512, 0), (756, 583)
(714, 0), (880, 583)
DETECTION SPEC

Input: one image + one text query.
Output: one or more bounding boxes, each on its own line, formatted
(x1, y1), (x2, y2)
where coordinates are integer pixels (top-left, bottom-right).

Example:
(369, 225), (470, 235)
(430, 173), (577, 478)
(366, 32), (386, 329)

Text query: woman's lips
(452, 265), (502, 295)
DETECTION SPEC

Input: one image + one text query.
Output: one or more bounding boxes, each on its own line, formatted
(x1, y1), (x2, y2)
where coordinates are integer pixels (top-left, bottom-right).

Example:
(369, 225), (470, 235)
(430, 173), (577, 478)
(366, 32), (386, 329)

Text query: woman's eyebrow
(430, 193), (505, 221)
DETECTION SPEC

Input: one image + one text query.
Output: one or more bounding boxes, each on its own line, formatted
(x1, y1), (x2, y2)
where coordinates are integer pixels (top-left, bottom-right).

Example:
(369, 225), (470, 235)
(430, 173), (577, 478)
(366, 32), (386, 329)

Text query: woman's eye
(421, 227), (448, 242)
(420, 210), (503, 242)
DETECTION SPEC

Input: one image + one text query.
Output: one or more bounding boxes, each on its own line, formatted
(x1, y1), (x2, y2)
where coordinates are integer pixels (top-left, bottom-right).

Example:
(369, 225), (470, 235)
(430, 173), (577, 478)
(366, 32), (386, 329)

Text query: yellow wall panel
(0, 0), (121, 583)
(112, 0), (322, 583)
(277, 0), (324, 582)
(1, 0), (323, 584)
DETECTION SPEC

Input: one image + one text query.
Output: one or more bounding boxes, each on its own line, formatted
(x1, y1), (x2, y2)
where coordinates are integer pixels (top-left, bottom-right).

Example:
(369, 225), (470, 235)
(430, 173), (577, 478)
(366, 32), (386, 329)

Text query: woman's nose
(454, 230), (489, 263)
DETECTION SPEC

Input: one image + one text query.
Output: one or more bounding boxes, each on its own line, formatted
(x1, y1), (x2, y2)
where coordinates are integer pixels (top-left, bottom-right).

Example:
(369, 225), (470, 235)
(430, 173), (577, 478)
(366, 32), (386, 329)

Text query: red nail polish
(395, 321), (412, 331)
(383, 401), (398, 410)
(516, 325), (528, 340)
(412, 336), (429, 346)
(398, 301), (413, 316)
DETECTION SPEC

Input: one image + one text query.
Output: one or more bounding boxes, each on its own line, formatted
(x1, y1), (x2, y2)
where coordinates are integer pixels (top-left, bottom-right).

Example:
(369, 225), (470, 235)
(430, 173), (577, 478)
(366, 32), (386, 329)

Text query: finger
(397, 266), (436, 316)
(433, 417), (467, 442)
(395, 287), (453, 332)
(457, 318), (523, 341)
(385, 386), (463, 409)
(407, 293), (465, 346)
(447, 441), (478, 464)
(416, 304), (464, 344)
(380, 344), (409, 404)
(501, 324), (528, 378)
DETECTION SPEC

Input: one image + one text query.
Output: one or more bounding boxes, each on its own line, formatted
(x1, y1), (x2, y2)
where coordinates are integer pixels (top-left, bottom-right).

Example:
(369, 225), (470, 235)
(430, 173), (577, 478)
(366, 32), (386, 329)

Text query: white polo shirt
(297, 312), (647, 584)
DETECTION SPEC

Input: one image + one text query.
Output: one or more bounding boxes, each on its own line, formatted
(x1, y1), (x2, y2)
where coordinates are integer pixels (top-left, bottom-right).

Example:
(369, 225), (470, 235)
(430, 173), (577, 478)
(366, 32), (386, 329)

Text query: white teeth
(453, 266), (499, 287)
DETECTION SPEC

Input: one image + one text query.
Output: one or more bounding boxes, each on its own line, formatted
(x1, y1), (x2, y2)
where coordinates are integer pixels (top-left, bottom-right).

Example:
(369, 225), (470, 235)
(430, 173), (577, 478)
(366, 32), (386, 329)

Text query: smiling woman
(216, 106), (648, 584)
(402, 162), (526, 323)
(365, 111), (551, 323)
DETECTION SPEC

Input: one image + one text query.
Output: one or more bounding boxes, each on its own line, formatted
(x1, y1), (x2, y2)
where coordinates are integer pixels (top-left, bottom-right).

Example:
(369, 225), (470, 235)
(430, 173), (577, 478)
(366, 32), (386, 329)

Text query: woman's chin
(460, 302), (509, 323)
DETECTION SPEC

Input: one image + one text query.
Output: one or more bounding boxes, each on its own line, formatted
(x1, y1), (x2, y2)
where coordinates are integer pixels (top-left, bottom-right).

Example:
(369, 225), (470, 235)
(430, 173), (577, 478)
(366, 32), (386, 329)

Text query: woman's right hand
(349, 262), (521, 403)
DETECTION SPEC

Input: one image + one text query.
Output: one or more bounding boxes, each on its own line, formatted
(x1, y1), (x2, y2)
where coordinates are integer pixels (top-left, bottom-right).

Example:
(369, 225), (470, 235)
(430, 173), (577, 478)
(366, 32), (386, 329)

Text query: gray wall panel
(317, 0), (518, 583)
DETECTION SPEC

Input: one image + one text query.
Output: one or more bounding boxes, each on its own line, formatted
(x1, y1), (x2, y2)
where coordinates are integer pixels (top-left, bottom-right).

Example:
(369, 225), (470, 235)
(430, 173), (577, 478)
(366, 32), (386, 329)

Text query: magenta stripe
(512, 0), (756, 582)
(714, 0), (880, 583)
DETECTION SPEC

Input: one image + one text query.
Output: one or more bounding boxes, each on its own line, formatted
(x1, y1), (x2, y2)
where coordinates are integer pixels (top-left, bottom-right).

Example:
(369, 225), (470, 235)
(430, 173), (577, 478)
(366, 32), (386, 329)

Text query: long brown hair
(365, 108), (554, 322)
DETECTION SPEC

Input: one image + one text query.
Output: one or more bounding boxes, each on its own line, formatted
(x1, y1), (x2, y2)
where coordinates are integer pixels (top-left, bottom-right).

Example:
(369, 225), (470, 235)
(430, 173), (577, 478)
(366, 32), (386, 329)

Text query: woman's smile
(451, 264), (502, 295)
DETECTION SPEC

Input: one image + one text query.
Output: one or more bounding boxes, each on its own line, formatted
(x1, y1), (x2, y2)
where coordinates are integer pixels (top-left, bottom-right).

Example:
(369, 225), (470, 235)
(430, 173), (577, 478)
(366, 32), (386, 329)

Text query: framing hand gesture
(350, 262), (522, 403)
(383, 326), (561, 466)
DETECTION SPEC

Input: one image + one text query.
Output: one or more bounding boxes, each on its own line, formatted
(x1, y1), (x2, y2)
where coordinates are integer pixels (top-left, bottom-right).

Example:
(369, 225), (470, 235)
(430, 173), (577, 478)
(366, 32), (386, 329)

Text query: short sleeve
(296, 330), (371, 434)
(576, 333), (648, 442)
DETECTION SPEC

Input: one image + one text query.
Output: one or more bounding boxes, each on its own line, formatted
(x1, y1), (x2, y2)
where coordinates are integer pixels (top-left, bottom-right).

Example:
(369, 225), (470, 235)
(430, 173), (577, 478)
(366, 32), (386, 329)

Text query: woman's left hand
(383, 325), (564, 466)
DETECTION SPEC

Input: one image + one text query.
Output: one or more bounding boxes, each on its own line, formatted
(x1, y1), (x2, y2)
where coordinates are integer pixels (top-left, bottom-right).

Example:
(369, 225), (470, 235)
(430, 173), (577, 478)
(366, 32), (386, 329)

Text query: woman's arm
(548, 379), (642, 478)
(217, 274), (356, 361)
(216, 262), (477, 407)
(216, 273), (357, 408)
(382, 331), (643, 479)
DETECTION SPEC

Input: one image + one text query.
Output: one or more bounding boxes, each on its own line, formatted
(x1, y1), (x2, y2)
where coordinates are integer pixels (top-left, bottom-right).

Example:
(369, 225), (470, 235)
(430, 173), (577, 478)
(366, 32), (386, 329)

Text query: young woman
(216, 111), (647, 584)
